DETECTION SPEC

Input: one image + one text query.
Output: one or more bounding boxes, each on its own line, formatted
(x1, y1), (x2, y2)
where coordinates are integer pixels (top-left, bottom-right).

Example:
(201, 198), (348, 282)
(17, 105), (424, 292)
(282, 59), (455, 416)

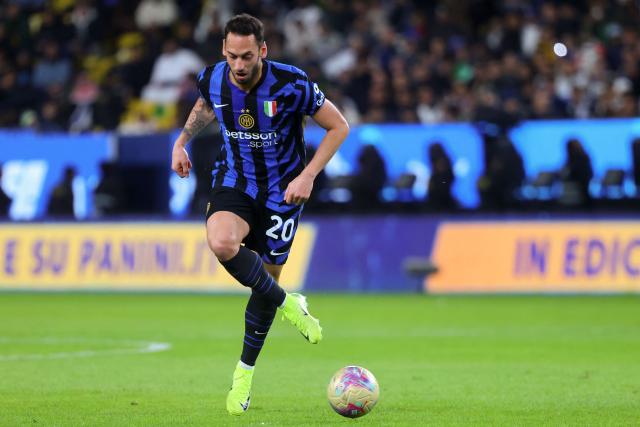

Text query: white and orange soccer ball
(327, 365), (379, 418)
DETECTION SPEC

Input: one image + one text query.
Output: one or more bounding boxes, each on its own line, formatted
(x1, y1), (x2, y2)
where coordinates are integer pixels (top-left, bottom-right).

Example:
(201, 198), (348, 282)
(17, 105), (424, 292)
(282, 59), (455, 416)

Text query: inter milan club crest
(238, 109), (254, 129)
(264, 101), (277, 117)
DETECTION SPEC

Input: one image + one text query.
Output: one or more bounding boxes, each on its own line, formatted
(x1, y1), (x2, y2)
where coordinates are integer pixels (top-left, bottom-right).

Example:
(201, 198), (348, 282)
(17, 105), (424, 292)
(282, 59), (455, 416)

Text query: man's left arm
(284, 100), (349, 205)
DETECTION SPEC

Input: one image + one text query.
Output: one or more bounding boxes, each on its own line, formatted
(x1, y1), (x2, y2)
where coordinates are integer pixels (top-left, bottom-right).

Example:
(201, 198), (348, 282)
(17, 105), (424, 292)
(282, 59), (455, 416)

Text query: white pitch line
(0, 338), (171, 362)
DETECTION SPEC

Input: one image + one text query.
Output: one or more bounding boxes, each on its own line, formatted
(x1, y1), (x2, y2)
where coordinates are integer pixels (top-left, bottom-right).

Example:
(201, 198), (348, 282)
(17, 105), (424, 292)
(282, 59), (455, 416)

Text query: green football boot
(226, 362), (253, 416)
(280, 293), (323, 344)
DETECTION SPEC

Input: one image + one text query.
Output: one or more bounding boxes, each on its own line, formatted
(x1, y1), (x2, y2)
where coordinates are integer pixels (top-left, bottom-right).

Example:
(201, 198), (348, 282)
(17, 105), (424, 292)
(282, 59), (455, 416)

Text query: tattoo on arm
(182, 97), (215, 139)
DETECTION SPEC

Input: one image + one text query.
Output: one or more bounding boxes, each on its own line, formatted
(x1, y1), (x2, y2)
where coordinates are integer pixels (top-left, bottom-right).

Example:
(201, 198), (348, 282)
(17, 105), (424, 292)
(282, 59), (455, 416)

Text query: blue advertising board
(304, 123), (485, 207)
(510, 118), (640, 194)
(0, 131), (114, 220)
(1, 118), (639, 219)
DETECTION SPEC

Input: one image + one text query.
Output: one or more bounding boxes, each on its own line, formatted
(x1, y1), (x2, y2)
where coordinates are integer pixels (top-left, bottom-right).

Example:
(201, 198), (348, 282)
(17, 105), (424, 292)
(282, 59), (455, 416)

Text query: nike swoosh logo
(240, 400), (249, 411)
(270, 249), (288, 256)
(255, 331), (267, 335)
(213, 103), (228, 108)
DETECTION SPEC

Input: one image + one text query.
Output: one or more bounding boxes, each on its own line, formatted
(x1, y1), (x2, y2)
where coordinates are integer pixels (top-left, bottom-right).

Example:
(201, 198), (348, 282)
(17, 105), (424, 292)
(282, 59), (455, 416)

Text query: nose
(233, 59), (245, 71)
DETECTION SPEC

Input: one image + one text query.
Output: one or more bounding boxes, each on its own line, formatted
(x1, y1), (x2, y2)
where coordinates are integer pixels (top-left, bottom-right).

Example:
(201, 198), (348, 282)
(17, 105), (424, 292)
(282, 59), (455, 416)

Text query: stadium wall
(1, 216), (639, 294)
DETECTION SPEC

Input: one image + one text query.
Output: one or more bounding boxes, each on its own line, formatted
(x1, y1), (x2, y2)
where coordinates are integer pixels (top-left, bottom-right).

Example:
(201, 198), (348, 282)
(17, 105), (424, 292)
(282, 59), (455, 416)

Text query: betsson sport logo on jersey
(225, 129), (279, 149)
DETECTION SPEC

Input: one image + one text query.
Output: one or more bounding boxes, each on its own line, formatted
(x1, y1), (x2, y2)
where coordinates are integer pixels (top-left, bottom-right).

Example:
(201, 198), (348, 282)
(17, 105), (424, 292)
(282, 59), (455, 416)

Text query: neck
(230, 59), (263, 92)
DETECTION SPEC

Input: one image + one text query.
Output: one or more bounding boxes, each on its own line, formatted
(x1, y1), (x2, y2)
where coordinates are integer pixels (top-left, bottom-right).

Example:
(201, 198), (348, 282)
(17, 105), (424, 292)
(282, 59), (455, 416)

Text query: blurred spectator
(0, 166), (11, 218)
(39, 100), (65, 132)
(3, 4), (31, 53)
(324, 88), (361, 126)
(177, 73), (201, 122)
(633, 138), (640, 194)
(135, 0), (178, 30)
(473, 88), (519, 129)
(559, 138), (594, 208)
(68, 72), (99, 132)
(141, 39), (204, 103)
(478, 135), (525, 210)
(47, 166), (76, 217)
(283, 0), (323, 57)
(35, 7), (76, 47)
(114, 41), (154, 98)
(92, 74), (128, 131)
(0, 69), (40, 127)
(194, 2), (227, 60)
(70, 0), (99, 47)
(31, 41), (72, 90)
(175, 21), (199, 51)
(94, 162), (125, 217)
(15, 50), (34, 87)
(417, 86), (444, 124)
(426, 142), (456, 210)
(349, 145), (387, 211)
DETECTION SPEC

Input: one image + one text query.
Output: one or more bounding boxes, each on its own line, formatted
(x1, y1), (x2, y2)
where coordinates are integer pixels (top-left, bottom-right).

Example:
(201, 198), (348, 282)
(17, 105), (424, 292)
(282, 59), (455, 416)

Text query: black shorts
(206, 186), (303, 265)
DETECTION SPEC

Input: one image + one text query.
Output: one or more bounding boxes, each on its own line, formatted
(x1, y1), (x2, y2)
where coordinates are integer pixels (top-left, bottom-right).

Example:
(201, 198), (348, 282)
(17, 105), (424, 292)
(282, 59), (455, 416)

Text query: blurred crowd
(1, 0), (639, 133)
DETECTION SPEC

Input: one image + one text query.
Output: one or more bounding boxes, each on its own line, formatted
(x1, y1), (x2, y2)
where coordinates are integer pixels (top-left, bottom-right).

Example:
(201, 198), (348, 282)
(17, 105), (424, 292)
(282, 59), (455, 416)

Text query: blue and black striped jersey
(197, 59), (325, 212)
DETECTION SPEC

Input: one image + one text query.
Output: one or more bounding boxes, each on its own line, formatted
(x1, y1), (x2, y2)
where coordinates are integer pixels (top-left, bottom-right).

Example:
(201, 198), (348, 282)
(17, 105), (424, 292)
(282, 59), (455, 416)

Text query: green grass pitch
(0, 293), (638, 426)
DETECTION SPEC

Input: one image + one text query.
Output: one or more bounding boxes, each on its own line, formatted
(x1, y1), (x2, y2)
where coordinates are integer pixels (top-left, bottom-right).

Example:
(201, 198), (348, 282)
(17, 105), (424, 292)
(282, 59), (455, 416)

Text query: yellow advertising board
(0, 223), (315, 291)
(428, 221), (640, 293)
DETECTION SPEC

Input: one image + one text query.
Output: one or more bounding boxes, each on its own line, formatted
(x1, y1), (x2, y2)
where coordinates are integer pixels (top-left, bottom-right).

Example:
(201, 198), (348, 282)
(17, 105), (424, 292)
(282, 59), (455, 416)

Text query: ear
(260, 41), (267, 59)
(222, 39), (227, 56)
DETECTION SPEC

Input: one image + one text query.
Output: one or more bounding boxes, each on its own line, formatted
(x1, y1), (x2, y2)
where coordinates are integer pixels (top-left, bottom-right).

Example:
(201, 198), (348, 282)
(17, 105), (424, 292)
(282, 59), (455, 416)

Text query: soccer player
(170, 14), (349, 415)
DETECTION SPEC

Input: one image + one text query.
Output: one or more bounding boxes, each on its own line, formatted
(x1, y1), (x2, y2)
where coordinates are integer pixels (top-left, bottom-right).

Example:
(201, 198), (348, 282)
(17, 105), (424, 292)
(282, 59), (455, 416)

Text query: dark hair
(224, 14), (264, 44)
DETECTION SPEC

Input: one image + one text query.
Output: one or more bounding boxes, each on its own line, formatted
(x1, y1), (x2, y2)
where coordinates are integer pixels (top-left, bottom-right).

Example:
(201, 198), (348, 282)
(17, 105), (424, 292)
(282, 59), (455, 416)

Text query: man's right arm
(177, 97), (216, 146)
(172, 97), (216, 178)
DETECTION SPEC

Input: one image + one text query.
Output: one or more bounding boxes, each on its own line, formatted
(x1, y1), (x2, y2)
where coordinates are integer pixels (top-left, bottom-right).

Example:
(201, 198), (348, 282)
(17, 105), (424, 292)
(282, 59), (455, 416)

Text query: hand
(171, 143), (192, 178)
(284, 172), (314, 205)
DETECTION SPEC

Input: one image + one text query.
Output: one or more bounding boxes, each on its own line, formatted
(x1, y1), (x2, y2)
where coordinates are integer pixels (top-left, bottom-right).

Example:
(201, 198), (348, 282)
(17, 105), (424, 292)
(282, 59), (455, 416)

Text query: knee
(207, 235), (240, 261)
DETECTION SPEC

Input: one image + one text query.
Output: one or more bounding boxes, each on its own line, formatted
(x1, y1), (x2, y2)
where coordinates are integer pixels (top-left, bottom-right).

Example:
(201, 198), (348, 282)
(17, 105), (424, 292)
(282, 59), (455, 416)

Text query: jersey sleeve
(196, 66), (213, 108)
(299, 72), (326, 116)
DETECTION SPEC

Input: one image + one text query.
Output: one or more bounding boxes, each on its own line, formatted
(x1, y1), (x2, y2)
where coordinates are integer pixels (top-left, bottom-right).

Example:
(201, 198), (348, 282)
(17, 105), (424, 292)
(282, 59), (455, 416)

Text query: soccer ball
(327, 365), (379, 418)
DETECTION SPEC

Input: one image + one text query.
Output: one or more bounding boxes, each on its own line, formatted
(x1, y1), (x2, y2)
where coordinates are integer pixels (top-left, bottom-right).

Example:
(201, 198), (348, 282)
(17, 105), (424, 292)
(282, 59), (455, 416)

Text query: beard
(232, 61), (260, 83)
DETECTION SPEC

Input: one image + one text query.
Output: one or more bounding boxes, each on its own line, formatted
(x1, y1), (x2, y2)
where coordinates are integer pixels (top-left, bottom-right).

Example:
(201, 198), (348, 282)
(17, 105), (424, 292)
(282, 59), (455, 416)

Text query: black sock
(241, 291), (277, 366)
(220, 246), (286, 307)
